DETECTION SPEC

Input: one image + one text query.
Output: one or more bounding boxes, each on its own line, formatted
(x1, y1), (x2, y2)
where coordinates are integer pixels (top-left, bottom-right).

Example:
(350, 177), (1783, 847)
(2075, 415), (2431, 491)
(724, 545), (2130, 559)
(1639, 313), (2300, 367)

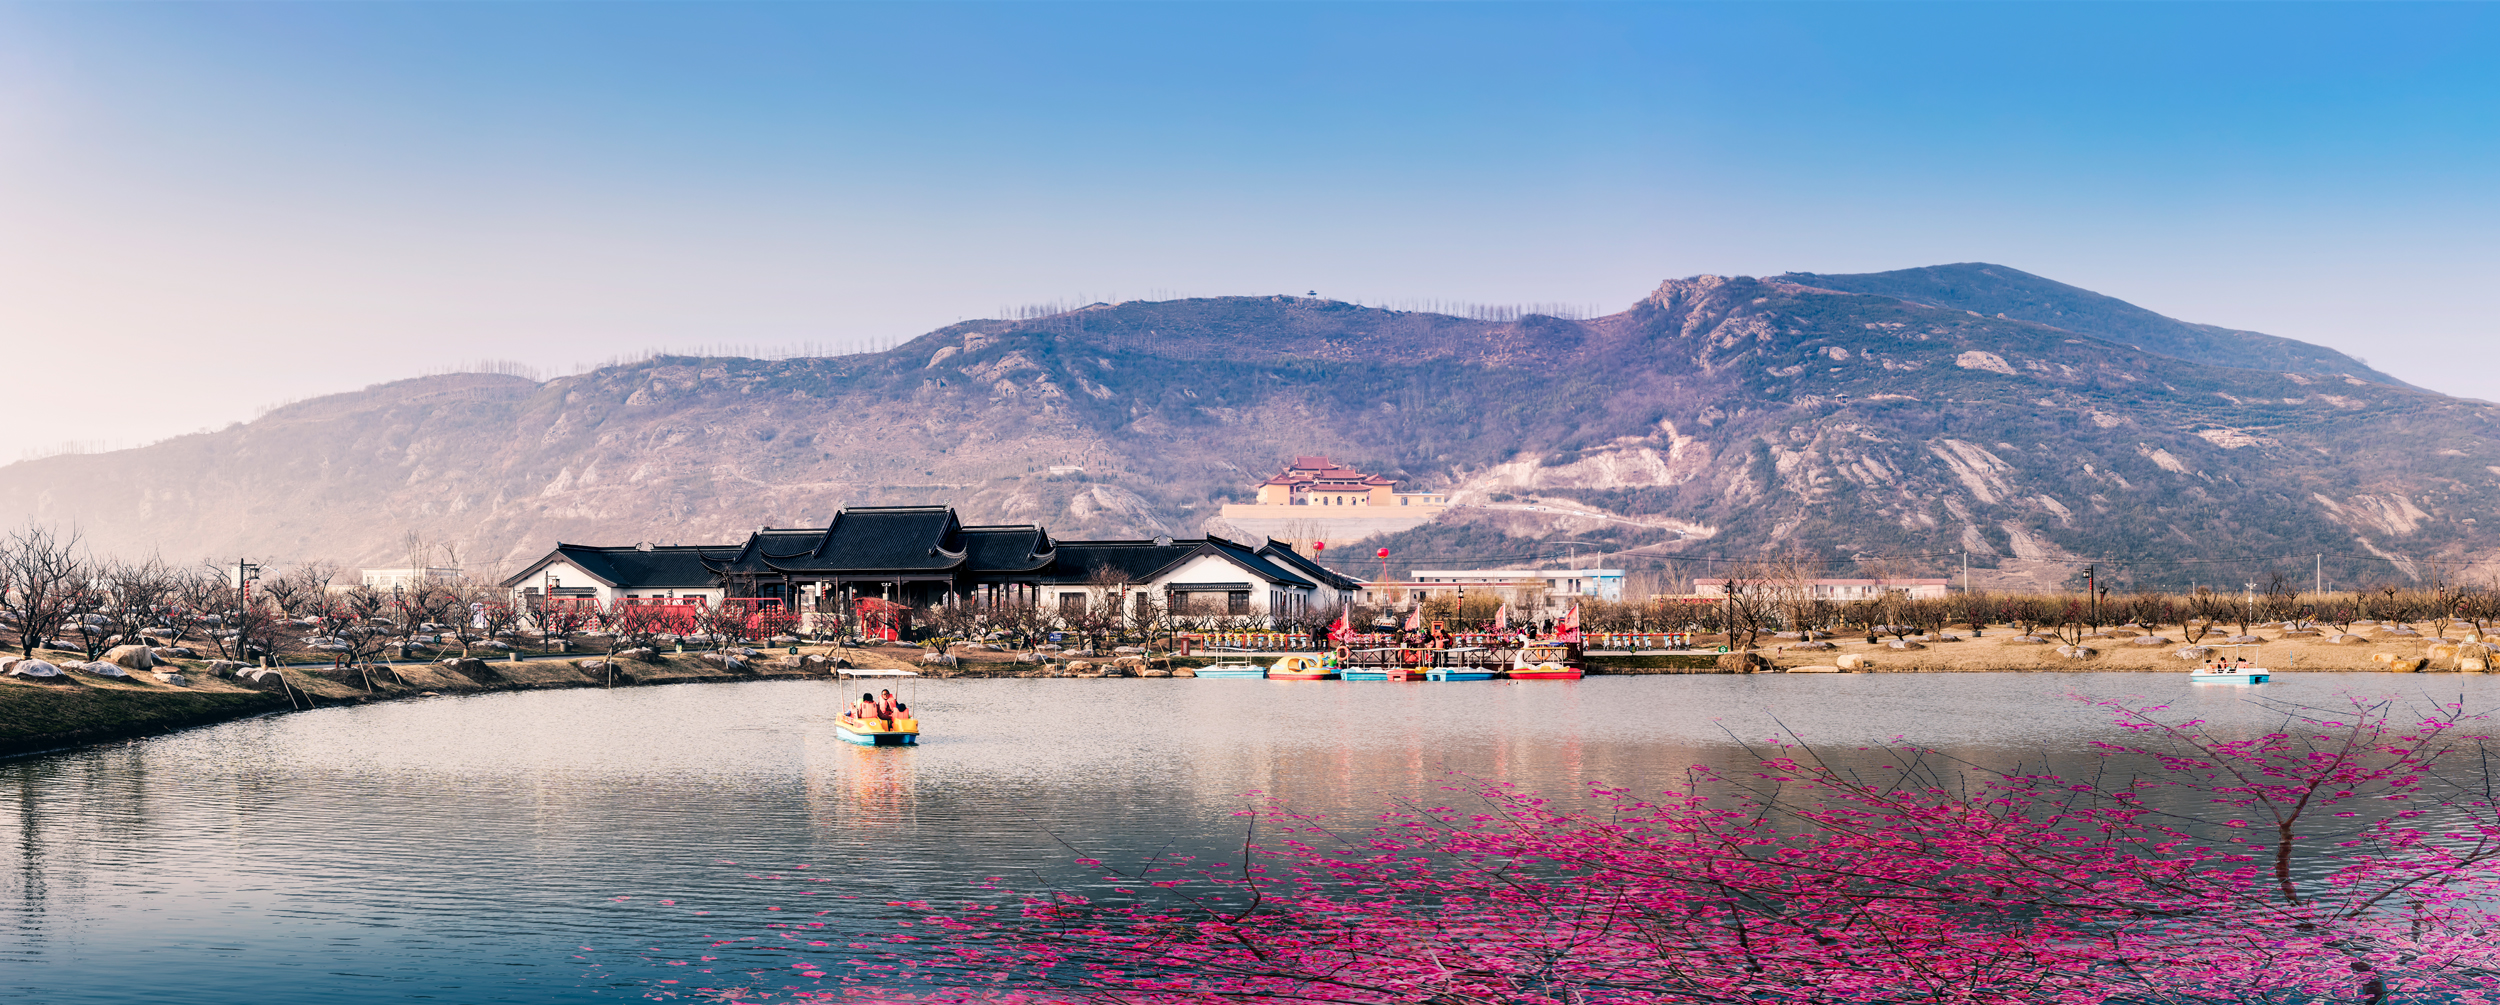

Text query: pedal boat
(1426, 666), (1500, 681)
(837, 715), (920, 746)
(1267, 654), (1338, 681)
(1341, 647), (1425, 681)
(2189, 662), (2269, 684)
(1194, 661), (1268, 679)
(1505, 644), (1585, 680)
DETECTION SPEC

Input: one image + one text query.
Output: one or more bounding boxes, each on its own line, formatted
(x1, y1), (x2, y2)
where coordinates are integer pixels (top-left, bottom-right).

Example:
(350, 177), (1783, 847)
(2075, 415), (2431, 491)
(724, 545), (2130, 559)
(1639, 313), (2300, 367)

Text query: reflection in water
(0, 674), (2489, 1003)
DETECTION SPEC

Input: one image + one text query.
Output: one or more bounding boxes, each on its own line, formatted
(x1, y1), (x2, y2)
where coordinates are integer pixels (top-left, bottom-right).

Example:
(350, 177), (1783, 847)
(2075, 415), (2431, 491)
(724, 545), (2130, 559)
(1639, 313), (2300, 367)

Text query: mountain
(1784, 263), (2414, 388)
(2, 267), (2493, 592)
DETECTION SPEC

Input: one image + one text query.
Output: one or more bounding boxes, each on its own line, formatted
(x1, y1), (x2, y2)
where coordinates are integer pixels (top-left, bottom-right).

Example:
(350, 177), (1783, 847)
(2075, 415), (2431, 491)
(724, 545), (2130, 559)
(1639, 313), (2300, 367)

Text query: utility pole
(2086, 564), (2096, 623)
(2316, 554), (2323, 595)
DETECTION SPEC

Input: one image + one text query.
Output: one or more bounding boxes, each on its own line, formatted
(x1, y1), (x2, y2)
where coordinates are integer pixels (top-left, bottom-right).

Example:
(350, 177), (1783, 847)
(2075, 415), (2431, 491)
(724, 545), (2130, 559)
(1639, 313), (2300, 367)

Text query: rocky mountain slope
(1785, 263), (2414, 387)
(3, 265), (2494, 591)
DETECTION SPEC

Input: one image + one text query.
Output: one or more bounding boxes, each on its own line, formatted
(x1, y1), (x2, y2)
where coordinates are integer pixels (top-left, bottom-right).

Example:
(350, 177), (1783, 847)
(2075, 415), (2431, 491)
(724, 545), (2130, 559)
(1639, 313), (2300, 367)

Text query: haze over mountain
(3, 263), (2492, 592)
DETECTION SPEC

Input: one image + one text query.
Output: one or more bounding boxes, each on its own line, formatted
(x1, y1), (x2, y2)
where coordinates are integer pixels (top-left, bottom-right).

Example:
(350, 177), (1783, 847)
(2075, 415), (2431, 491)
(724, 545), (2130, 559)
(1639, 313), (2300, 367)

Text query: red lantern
(1376, 548), (1389, 558)
(1312, 541), (1325, 551)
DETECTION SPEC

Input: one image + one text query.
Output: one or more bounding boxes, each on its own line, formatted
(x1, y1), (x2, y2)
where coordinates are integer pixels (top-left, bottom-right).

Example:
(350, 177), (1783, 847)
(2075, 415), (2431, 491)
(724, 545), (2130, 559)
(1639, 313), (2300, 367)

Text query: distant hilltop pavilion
(1220, 456), (1449, 547)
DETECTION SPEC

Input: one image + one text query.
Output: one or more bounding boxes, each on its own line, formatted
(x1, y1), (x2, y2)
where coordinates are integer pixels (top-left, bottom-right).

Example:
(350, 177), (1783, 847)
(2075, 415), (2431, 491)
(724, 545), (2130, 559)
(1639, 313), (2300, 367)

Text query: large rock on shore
(103, 645), (157, 669)
(1716, 652), (1771, 673)
(438, 657), (496, 683)
(5, 659), (64, 679)
(1836, 653), (1875, 670)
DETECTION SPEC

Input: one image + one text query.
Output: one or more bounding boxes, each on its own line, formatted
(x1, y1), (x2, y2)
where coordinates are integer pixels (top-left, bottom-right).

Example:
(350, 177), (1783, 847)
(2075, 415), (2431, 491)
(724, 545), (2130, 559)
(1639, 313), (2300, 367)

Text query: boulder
(1887, 640), (1926, 650)
(2324, 634), (2372, 645)
(6, 659), (63, 678)
(1835, 653), (1875, 670)
(1788, 664), (1845, 673)
(2465, 658), (2492, 672)
(154, 646), (201, 659)
(104, 644), (157, 670)
(2001, 635), (2053, 645)
(2221, 635), (2266, 645)
(1015, 653), (1041, 664)
(614, 647), (659, 662)
(438, 657), (495, 682)
(76, 661), (132, 678)
(576, 659), (614, 672)
(920, 651), (958, 666)
(2054, 645), (2098, 659)
(202, 659), (247, 676)
(2175, 647), (2216, 660)
(1170, 668), (1197, 678)
(151, 672), (190, 686)
(1139, 668), (1171, 678)
(1066, 660), (1096, 673)
(1788, 640), (1836, 651)
(1716, 652), (1772, 674)
(1113, 646), (1147, 655)
(2390, 657), (2428, 673)
(235, 668), (290, 690)
(2129, 636), (2175, 646)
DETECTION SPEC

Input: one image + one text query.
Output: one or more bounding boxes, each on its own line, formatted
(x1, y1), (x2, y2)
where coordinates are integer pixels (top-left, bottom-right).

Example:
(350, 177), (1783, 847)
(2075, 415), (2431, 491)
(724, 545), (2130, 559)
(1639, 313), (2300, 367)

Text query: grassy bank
(0, 643), (934, 759)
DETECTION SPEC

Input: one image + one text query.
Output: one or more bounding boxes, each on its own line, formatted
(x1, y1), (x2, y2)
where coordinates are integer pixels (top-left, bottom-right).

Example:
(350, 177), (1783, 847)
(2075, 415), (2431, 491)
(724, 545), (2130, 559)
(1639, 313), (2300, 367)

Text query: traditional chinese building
(500, 505), (1364, 626)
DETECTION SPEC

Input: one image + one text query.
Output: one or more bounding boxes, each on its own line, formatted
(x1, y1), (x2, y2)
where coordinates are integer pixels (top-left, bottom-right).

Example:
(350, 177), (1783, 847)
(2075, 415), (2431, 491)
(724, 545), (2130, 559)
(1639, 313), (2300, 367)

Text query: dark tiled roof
(1040, 540), (1203, 584)
(505, 508), (1360, 593)
(1255, 541), (1365, 591)
(502, 543), (733, 590)
(958, 525), (1057, 573)
(1036, 536), (1318, 589)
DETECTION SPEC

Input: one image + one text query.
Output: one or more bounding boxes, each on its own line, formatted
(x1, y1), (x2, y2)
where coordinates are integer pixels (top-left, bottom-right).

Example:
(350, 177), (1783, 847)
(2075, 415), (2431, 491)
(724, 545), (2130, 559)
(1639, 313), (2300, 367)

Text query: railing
(1583, 632), (1694, 650)
(1178, 632), (1317, 651)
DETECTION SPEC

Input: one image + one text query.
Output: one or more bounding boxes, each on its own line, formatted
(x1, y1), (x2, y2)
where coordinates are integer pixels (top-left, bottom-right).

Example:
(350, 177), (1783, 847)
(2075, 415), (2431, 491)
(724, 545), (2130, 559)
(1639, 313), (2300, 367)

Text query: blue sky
(1, 3), (2494, 460)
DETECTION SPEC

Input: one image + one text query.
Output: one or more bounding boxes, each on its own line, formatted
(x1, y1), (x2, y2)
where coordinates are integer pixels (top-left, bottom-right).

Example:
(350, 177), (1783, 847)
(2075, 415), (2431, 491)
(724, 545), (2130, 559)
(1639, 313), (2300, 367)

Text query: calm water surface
(3, 673), (2488, 1003)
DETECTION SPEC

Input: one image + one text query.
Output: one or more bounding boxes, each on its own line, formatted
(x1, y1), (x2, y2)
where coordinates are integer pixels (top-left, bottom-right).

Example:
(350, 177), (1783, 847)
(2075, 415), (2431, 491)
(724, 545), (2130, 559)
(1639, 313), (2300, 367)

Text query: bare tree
(2, 525), (89, 658)
(99, 557), (182, 651)
(1713, 562), (1781, 652)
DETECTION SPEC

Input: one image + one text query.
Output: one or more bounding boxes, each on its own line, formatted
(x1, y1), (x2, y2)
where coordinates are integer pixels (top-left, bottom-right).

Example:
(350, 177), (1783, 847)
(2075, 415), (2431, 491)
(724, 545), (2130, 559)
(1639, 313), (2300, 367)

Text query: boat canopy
(839, 667), (922, 678)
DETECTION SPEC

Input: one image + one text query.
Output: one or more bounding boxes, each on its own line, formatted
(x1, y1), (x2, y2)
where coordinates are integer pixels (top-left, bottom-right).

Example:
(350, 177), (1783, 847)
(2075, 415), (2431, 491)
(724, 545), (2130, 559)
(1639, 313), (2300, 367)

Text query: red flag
(1560, 604), (1581, 643)
(1493, 603), (1509, 632)
(1403, 605), (1422, 631)
(1327, 610), (1348, 642)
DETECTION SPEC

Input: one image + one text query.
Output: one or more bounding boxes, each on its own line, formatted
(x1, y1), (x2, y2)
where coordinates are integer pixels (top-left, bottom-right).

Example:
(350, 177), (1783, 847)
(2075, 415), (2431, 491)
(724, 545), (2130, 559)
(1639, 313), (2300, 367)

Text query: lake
(2, 673), (2485, 1003)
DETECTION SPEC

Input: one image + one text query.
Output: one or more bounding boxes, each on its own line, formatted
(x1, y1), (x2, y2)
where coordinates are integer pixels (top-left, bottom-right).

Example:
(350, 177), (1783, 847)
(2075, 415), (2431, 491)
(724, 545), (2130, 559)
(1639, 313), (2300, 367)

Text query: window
(1059, 591), (1087, 616)
(1227, 591), (1251, 615)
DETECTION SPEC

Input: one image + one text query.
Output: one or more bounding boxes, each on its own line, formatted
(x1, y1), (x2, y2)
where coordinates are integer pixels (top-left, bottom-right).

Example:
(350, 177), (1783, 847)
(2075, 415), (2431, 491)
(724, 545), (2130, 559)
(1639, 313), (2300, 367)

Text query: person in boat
(876, 689), (901, 721)
(851, 691), (882, 724)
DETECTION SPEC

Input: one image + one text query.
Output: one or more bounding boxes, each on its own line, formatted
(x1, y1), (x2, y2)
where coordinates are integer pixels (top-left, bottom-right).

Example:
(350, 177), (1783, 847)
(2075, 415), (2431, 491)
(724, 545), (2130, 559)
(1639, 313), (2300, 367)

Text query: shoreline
(0, 643), (932, 760)
(4, 628), (2479, 757)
